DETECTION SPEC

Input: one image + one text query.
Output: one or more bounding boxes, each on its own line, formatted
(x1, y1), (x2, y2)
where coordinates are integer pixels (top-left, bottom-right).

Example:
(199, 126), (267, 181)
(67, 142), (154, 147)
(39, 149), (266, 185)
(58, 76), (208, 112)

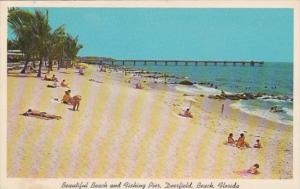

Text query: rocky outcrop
(208, 92), (290, 101)
(179, 80), (194, 85)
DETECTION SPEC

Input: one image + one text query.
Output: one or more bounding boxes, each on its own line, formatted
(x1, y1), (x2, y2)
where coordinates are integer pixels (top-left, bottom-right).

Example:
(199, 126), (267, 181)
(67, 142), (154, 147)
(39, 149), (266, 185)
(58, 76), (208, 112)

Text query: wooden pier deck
(81, 58), (264, 67)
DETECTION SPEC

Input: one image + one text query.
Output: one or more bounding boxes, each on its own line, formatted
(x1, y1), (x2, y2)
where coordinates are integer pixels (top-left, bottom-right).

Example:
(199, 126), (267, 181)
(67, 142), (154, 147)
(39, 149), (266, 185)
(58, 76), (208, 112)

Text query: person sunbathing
(22, 109), (62, 120)
(234, 163), (260, 176)
(236, 133), (250, 149)
(61, 79), (70, 88)
(89, 79), (102, 83)
(227, 133), (236, 145)
(43, 74), (52, 81)
(52, 74), (58, 82)
(179, 108), (193, 118)
(47, 81), (59, 88)
(62, 90), (71, 104)
(254, 139), (262, 148)
(247, 164), (260, 175)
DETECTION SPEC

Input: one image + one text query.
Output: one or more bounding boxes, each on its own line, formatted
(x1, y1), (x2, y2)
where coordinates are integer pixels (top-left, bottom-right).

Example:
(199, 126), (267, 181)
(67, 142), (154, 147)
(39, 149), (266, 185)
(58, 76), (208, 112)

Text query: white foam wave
(174, 85), (203, 95)
(258, 96), (291, 103)
(193, 84), (221, 95)
(282, 107), (293, 117)
(230, 102), (292, 126)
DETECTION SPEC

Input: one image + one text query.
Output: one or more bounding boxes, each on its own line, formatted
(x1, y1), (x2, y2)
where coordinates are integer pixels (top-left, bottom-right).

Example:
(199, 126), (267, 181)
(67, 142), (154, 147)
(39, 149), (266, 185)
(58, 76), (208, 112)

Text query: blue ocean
(115, 62), (293, 125)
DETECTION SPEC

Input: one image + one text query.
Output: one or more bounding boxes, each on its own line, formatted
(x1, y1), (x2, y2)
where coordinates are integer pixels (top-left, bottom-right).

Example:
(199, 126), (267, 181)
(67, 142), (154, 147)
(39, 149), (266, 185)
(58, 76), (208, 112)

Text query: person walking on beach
(221, 104), (225, 114)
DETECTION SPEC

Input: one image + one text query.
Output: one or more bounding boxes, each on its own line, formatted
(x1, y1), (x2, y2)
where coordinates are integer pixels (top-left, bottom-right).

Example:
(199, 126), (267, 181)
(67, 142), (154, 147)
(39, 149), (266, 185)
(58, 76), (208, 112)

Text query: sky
(10, 8), (294, 62)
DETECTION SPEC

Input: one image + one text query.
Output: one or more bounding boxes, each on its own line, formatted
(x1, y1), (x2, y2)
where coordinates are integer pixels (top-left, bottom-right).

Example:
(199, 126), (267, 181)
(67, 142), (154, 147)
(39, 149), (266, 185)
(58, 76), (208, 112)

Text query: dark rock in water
(226, 95), (240, 100)
(199, 94), (205, 97)
(276, 95), (290, 101)
(262, 96), (271, 99)
(208, 95), (226, 100)
(179, 80), (193, 85)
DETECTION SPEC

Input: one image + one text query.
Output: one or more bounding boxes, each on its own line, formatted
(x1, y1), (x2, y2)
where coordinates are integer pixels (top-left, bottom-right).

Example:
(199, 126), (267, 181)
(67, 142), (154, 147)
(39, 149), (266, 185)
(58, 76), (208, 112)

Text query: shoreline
(7, 65), (292, 178)
(107, 63), (292, 127)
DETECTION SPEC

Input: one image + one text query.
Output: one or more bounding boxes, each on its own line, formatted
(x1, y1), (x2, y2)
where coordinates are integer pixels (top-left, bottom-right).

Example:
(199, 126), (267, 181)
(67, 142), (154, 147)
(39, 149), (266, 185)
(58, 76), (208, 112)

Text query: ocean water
(112, 62), (293, 125)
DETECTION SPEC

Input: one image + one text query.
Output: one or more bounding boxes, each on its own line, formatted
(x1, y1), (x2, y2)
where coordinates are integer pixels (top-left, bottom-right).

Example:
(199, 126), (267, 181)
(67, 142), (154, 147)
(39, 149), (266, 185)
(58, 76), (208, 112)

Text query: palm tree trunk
(37, 57), (43, 77)
(20, 58), (29, 74)
(48, 58), (53, 71)
(58, 58), (61, 70)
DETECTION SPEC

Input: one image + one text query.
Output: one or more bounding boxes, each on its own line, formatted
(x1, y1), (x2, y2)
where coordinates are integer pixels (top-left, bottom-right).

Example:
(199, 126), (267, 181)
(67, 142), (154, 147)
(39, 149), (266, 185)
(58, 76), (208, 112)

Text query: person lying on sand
(44, 74), (52, 81)
(247, 164), (260, 174)
(61, 79), (70, 88)
(47, 81), (59, 88)
(227, 133), (236, 145)
(236, 133), (250, 149)
(179, 108), (193, 118)
(253, 139), (262, 148)
(234, 164), (260, 176)
(22, 109), (62, 120)
(89, 79), (102, 83)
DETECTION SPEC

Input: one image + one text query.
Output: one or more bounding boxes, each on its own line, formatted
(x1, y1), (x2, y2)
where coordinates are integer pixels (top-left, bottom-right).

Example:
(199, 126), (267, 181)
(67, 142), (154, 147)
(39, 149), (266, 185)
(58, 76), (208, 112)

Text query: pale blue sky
(10, 8), (294, 62)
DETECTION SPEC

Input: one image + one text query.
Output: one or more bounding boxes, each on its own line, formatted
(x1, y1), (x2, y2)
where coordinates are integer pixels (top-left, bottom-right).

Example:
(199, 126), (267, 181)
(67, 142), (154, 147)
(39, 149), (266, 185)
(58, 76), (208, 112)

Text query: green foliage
(8, 8), (83, 75)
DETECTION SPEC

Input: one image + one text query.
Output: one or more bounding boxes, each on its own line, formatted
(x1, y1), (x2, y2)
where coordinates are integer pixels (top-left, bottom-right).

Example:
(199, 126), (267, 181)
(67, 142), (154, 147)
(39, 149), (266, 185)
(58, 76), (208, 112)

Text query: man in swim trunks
(69, 95), (81, 111)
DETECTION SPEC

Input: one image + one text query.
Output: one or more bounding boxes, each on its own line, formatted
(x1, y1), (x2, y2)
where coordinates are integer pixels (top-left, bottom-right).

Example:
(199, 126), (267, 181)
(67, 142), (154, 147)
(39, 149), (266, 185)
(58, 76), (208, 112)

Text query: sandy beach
(7, 65), (292, 179)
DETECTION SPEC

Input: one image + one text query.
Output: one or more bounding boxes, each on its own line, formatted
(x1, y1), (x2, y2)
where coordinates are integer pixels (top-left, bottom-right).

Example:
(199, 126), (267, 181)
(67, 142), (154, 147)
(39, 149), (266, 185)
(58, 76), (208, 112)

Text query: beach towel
(51, 98), (62, 104)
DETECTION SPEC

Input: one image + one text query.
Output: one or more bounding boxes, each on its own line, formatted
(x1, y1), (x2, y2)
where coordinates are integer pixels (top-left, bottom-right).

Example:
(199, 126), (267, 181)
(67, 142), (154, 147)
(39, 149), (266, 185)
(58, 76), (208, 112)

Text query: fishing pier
(80, 58), (264, 67)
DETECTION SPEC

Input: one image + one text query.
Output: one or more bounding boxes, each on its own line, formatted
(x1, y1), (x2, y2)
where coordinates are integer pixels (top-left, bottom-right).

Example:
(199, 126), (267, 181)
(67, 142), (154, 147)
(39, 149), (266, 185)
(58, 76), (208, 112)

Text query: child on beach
(254, 139), (262, 148)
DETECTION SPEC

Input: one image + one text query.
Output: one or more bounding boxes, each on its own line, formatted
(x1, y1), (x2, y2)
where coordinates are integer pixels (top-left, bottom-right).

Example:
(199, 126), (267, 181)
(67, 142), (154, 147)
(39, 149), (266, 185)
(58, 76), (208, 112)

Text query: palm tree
(48, 25), (66, 71)
(64, 34), (83, 68)
(30, 9), (51, 77)
(8, 8), (36, 73)
(9, 8), (83, 75)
